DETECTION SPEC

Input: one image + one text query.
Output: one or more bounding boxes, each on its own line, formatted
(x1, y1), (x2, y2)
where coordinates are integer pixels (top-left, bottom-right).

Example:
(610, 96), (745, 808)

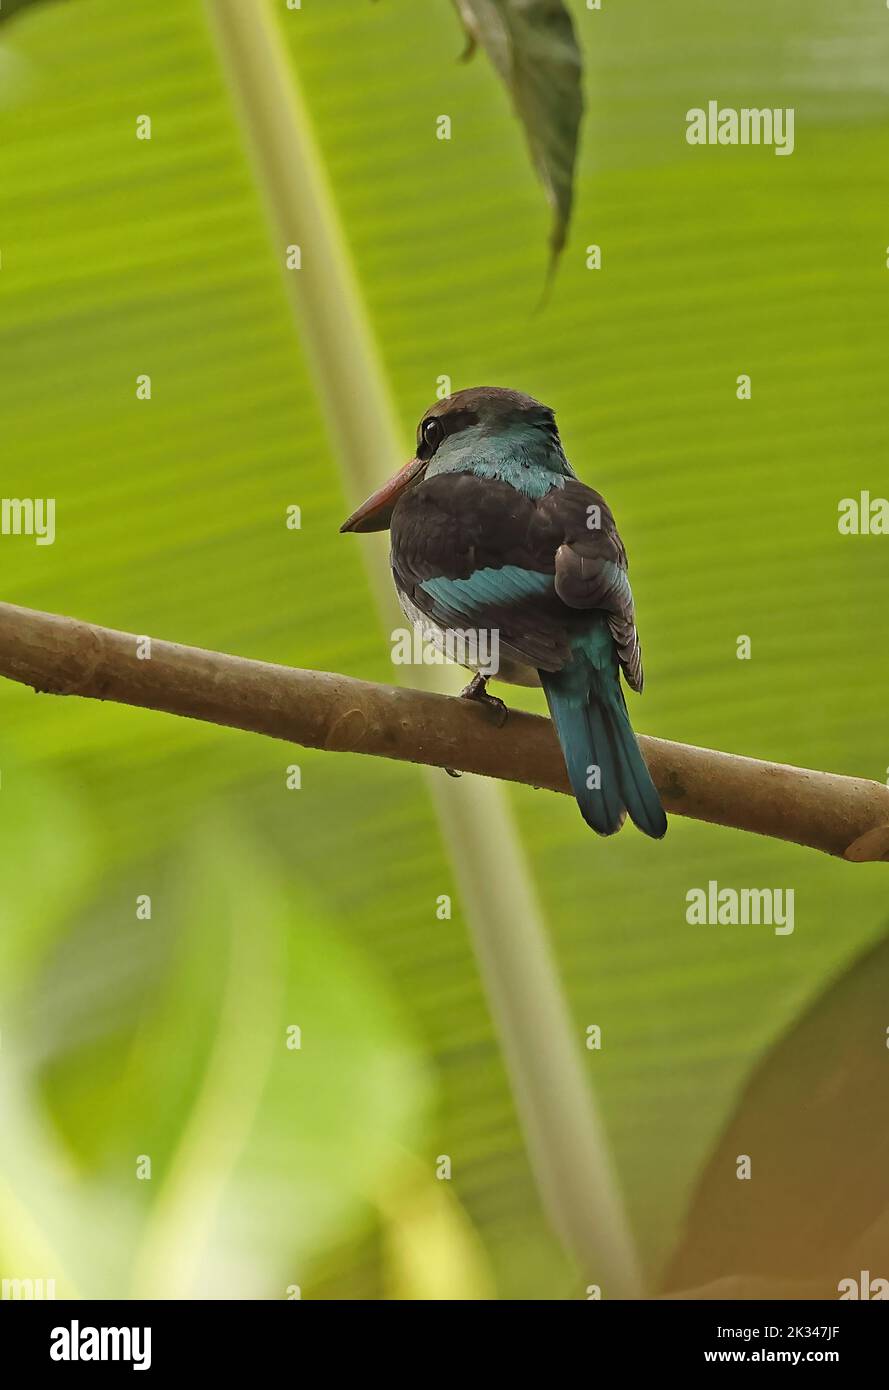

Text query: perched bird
(340, 387), (666, 838)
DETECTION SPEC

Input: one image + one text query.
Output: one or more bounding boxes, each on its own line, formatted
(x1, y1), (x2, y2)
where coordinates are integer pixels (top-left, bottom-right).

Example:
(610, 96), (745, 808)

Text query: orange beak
(339, 456), (426, 533)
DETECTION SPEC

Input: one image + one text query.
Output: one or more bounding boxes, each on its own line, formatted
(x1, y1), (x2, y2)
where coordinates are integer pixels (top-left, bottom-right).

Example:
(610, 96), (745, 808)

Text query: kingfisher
(340, 387), (666, 839)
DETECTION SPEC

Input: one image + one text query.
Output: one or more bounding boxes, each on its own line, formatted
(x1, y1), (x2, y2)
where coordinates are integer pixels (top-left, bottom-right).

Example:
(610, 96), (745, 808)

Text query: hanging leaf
(449, 0), (477, 61)
(662, 929), (889, 1298)
(451, 0), (583, 269)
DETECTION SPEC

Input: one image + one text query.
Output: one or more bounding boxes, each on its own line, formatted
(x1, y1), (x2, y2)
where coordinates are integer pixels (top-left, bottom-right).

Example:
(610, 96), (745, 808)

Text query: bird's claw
(459, 673), (509, 727)
(445, 766), (462, 779)
(482, 694), (509, 728)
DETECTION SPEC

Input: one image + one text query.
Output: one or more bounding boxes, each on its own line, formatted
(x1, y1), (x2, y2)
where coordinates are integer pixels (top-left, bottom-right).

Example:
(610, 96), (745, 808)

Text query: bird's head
(339, 386), (570, 533)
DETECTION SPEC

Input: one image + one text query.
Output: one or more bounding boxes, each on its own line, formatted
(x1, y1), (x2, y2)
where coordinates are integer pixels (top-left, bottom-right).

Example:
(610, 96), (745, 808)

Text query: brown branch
(0, 600), (887, 862)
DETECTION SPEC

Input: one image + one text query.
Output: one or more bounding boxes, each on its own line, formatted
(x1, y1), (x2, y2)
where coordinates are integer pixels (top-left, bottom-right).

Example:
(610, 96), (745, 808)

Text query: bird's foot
(444, 766), (462, 779)
(459, 673), (508, 728)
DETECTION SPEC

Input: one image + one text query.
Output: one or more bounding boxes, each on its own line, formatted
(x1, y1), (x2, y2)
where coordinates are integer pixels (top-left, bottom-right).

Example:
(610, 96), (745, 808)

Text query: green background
(0, 0), (887, 1298)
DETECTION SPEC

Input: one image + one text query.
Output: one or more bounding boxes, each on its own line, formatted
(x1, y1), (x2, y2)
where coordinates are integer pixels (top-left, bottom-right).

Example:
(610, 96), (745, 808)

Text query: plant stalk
(203, 0), (642, 1294)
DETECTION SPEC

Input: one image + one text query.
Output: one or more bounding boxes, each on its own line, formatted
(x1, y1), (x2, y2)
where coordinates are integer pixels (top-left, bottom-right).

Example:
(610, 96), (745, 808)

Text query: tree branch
(1, 600), (887, 862)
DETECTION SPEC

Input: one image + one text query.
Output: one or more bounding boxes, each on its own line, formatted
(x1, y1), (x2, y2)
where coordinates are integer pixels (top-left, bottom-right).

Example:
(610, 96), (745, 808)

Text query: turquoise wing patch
(420, 566), (554, 623)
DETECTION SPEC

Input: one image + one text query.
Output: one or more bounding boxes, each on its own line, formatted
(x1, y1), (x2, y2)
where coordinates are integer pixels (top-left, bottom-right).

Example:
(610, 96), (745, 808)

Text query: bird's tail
(540, 653), (667, 840)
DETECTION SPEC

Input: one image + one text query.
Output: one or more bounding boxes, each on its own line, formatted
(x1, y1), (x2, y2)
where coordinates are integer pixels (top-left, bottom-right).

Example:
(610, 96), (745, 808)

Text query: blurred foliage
(0, 0), (888, 1298)
(664, 929), (889, 1297)
(0, 0), (67, 24)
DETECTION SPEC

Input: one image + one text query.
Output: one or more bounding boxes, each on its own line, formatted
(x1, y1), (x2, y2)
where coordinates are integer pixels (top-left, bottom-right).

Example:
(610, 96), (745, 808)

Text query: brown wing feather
(541, 483), (644, 692)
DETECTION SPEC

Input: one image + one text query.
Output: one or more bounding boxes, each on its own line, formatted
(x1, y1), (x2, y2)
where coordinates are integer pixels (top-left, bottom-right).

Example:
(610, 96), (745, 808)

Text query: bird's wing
(390, 471), (571, 672)
(540, 480), (644, 692)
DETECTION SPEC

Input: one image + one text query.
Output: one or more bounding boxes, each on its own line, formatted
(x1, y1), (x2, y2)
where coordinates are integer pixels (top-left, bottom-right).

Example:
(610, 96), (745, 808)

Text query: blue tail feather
(540, 640), (667, 840)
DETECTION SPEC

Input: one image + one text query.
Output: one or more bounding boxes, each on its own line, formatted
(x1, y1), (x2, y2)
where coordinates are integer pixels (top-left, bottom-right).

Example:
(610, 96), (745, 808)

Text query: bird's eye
(421, 417), (444, 454)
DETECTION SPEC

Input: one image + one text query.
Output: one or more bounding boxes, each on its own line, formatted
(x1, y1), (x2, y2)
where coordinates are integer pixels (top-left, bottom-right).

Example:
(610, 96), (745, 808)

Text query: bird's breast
(393, 582), (540, 687)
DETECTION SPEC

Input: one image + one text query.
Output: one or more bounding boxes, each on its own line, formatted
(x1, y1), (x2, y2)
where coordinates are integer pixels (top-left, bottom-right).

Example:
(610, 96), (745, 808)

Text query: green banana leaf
(1, 0), (888, 1296)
